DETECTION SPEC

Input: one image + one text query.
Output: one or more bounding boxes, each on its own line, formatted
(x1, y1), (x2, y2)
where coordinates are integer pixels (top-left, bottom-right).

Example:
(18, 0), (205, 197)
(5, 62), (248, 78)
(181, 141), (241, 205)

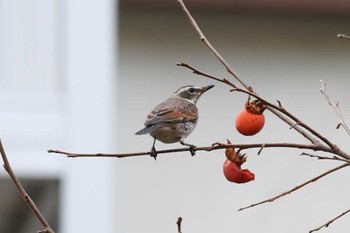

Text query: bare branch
(300, 152), (350, 163)
(309, 208), (350, 233)
(176, 62), (236, 88)
(178, 62), (348, 158)
(176, 0), (250, 91)
(320, 80), (350, 136)
(49, 142), (327, 158)
(177, 0), (347, 157)
(238, 163), (349, 211)
(0, 139), (55, 233)
(175, 0), (328, 149)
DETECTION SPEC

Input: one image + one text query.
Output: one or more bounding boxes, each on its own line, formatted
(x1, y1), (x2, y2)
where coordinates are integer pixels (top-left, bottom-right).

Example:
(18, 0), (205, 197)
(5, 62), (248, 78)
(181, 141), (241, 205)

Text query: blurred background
(1, 0), (350, 232)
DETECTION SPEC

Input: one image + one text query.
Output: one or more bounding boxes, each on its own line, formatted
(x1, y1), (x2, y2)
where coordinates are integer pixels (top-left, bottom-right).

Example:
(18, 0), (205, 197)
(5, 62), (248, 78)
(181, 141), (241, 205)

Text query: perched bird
(135, 85), (214, 158)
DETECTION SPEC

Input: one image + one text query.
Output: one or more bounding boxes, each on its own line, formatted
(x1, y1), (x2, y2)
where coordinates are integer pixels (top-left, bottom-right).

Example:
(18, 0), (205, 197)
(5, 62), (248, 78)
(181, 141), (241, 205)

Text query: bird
(135, 84), (214, 159)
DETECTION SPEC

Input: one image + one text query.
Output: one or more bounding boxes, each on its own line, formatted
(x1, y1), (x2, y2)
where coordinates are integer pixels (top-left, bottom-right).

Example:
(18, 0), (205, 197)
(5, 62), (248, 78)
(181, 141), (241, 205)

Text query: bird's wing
(145, 106), (198, 126)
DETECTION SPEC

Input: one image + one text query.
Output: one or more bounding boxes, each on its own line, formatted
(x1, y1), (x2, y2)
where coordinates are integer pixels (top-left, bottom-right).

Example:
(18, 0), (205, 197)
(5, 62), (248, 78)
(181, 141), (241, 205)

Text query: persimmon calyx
(245, 96), (266, 115)
(225, 139), (246, 166)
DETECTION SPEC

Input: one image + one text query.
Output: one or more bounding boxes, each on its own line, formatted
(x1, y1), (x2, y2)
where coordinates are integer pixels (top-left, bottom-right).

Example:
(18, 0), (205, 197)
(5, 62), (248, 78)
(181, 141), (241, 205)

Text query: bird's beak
(201, 85), (215, 93)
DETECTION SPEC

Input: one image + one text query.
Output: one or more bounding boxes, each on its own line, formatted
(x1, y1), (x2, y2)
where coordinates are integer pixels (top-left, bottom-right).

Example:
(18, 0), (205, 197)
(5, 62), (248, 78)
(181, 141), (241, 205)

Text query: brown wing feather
(144, 97), (198, 126)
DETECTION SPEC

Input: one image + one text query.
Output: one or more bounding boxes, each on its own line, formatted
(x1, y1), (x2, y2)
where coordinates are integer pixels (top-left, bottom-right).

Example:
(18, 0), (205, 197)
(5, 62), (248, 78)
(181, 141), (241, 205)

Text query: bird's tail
(135, 125), (157, 135)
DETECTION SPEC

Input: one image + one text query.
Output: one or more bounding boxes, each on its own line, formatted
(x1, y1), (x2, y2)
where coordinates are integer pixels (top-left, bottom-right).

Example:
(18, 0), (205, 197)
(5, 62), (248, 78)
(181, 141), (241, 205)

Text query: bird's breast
(150, 121), (198, 144)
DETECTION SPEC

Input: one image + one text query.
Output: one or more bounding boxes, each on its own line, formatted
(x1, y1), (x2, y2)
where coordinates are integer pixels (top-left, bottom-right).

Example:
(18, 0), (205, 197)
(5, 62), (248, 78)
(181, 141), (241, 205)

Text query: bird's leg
(180, 138), (196, 156)
(150, 137), (157, 160)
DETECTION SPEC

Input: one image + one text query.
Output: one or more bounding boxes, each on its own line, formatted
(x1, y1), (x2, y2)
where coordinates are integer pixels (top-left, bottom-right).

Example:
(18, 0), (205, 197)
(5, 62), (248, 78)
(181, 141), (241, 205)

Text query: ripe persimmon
(235, 109), (265, 136)
(235, 97), (265, 136)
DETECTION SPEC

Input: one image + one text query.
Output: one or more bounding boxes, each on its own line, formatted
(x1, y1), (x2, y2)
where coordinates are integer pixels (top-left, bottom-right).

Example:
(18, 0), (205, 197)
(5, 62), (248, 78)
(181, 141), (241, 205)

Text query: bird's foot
(150, 147), (157, 160)
(180, 139), (196, 156)
(189, 145), (196, 156)
(150, 138), (158, 160)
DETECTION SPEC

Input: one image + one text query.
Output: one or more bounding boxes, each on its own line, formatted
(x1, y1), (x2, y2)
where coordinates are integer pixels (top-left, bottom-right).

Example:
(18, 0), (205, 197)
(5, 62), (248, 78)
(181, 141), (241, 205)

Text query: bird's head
(173, 85), (214, 104)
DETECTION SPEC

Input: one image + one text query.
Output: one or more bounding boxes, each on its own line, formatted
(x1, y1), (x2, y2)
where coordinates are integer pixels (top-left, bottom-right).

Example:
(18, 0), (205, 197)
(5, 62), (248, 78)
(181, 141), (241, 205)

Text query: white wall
(62, 1), (117, 233)
(0, 1), (118, 232)
(117, 8), (350, 233)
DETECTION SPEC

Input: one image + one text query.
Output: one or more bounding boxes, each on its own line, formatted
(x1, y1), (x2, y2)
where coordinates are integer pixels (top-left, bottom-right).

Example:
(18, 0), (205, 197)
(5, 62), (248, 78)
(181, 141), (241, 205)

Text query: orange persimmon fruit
(235, 97), (265, 136)
(235, 108), (265, 136)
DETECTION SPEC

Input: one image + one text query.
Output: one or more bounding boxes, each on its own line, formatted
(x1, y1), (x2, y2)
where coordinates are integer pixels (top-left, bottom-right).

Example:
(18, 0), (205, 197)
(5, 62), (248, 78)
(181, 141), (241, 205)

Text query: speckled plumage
(136, 85), (214, 149)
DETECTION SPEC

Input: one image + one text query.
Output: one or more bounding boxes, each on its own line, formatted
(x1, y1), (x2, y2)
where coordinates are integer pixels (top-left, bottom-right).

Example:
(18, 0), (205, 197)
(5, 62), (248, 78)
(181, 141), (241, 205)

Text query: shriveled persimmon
(223, 159), (255, 183)
(223, 140), (255, 184)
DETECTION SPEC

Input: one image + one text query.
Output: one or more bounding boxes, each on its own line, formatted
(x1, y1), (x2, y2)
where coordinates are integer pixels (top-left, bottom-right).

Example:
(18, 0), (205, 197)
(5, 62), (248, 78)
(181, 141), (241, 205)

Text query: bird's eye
(188, 88), (195, 93)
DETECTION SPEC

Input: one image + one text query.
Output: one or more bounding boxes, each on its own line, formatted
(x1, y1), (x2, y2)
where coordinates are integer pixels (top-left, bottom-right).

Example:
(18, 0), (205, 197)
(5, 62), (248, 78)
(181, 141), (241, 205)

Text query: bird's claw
(189, 145), (196, 156)
(180, 139), (196, 156)
(150, 147), (157, 160)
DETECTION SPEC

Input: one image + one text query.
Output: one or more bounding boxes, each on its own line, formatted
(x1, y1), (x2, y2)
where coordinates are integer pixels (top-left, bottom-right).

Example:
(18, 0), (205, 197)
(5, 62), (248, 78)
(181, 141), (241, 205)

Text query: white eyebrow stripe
(173, 86), (200, 95)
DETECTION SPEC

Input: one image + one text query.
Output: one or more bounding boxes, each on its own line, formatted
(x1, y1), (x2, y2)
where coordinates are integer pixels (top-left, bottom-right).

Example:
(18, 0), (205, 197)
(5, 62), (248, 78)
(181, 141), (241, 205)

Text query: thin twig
(49, 142), (325, 158)
(238, 163), (349, 211)
(0, 139), (55, 233)
(257, 144), (265, 155)
(320, 80), (350, 137)
(176, 62), (236, 88)
(309, 208), (350, 233)
(337, 34), (350, 40)
(176, 0), (250, 91)
(300, 152), (350, 164)
(176, 217), (183, 233)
